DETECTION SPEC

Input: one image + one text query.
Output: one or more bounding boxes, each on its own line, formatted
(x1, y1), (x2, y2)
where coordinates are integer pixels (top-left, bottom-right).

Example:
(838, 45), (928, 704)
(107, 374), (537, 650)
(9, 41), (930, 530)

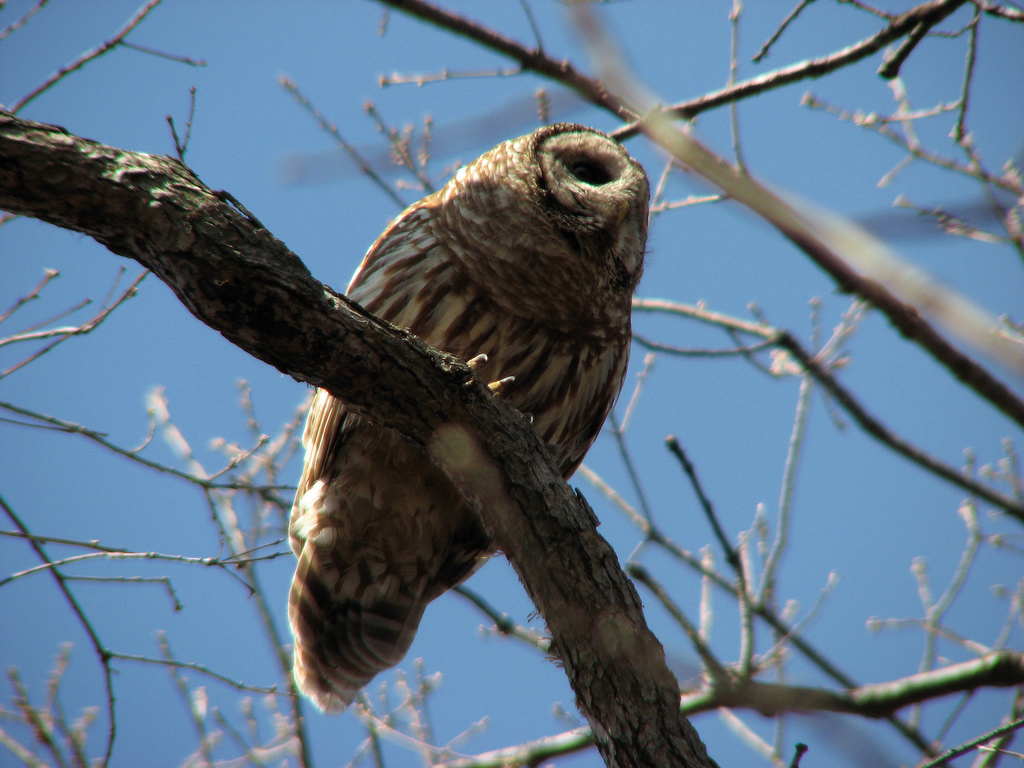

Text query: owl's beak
(615, 200), (630, 226)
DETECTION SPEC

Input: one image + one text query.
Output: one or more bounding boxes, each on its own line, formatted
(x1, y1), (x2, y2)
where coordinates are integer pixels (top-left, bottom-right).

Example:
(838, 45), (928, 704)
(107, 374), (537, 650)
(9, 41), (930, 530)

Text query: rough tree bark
(0, 112), (718, 768)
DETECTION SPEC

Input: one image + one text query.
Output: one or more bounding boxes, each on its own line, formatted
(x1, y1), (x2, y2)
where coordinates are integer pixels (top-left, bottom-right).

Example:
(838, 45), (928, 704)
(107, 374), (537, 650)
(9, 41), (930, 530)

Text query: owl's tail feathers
(288, 542), (427, 714)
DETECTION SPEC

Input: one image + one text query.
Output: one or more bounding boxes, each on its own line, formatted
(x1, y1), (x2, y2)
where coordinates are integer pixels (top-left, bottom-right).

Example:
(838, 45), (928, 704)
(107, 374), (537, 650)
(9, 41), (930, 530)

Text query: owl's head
(529, 124), (649, 289)
(446, 123), (650, 308)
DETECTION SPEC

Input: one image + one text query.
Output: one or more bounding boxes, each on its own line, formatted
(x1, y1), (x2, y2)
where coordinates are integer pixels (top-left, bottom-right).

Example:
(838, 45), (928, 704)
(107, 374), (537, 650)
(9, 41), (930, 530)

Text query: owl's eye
(568, 159), (613, 186)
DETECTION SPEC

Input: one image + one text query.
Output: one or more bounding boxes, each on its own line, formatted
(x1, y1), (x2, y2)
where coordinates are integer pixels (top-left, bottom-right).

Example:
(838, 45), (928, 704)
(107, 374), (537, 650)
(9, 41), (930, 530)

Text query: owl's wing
(296, 390), (346, 497)
(289, 202), (445, 555)
(289, 389), (345, 557)
(288, 201), (477, 712)
(345, 205), (440, 306)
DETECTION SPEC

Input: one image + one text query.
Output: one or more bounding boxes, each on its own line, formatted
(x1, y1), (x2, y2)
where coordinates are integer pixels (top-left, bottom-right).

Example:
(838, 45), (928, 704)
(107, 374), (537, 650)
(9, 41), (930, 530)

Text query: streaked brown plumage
(288, 123), (649, 713)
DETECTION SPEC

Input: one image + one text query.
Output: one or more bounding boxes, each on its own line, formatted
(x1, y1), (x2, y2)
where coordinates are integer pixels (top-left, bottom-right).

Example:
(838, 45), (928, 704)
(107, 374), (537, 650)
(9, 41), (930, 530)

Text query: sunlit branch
(680, 652), (1024, 718)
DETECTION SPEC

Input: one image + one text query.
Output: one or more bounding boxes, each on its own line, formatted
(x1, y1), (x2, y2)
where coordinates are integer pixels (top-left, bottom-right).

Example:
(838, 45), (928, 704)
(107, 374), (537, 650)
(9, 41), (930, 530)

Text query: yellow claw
(487, 375), (515, 396)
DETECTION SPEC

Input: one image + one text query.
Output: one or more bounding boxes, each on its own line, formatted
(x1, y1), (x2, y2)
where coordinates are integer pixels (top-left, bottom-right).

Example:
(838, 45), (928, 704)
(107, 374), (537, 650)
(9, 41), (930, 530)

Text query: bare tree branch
(0, 493), (117, 765)
(7, 0), (167, 114)
(375, 0), (637, 120)
(680, 651), (1024, 718)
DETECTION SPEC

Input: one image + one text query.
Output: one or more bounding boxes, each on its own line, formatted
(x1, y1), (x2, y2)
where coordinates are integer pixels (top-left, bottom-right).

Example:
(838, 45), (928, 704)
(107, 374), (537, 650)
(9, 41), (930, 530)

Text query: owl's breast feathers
(354, 230), (631, 475)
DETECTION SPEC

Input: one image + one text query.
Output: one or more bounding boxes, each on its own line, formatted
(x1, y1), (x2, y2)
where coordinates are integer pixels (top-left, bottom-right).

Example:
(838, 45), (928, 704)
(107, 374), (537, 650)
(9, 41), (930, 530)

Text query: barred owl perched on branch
(288, 123), (649, 712)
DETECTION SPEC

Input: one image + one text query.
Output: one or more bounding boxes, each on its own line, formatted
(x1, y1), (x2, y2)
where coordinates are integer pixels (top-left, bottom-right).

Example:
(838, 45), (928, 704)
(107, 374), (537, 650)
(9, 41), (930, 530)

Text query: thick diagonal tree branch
(0, 112), (716, 768)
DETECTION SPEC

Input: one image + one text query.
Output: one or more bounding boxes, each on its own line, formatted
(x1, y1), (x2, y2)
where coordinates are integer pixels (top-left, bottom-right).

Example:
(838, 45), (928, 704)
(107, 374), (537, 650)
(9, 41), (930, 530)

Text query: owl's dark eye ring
(568, 159), (613, 186)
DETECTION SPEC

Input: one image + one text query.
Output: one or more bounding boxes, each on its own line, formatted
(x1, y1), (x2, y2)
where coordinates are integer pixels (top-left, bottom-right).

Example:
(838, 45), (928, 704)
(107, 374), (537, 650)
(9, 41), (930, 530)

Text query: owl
(288, 123), (649, 713)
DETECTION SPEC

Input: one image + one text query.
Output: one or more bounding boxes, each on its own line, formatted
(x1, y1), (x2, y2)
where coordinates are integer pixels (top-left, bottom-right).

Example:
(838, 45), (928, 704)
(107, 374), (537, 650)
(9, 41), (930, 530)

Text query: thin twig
(635, 298), (1024, 518)
(0, 269), (59, 325)
(10, 0), (165, 113)
(115, 643), (277, 695)
(376, 0), (635, 119)
(0, 400), (292, 501)
(517, 0), (544, 52)
(619, 351), (654, 432)
(664, 436), (757, 675)
(803, 93), (1020, 195)
(160, 634), (216, 768)
(0, 540), (287, 588)
(453, 585), (550, 651)
(200, 483), (313, 768)
(953, 6), (980, 143)
(665, 437), (743, 577)
(633, 333), (776, 358)
(117, 40), (206, 66)
(919, 715), (1024, 768)
(727, 0), (748, 174)
(614, 0), (973, 136)
(608, 411), (654, 523)
(7, 666), (72, 768)
(279, 76), (407, 209)
(758, 369), (814, 605)
(0, 0), (50, 41)
(0, 493), (117, 765)
(774, 332), (1024, 523)
(577, 462), (649, 533)
(759, 571), (840, 671)
(0, 271), (147, 380)
(364, 102), (436, 193)
(167, 86), (197, 161)
(753, 0), (818, 62)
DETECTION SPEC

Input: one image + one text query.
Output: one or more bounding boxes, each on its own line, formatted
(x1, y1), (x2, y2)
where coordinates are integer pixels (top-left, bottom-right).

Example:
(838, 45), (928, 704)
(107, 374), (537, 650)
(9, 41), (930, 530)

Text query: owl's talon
(488, 375), (515, 396)
(467, 353), (489, 370)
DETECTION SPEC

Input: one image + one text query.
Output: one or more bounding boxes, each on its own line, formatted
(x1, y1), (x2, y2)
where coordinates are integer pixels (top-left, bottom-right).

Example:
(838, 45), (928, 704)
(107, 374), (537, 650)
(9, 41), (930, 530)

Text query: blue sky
(2, 2), (1023, 767)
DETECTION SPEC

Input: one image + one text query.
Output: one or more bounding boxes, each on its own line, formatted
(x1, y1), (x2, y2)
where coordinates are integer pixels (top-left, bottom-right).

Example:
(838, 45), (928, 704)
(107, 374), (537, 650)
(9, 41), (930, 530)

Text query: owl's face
(437, 123), (650, 330)
(532, 126), (649, 288)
